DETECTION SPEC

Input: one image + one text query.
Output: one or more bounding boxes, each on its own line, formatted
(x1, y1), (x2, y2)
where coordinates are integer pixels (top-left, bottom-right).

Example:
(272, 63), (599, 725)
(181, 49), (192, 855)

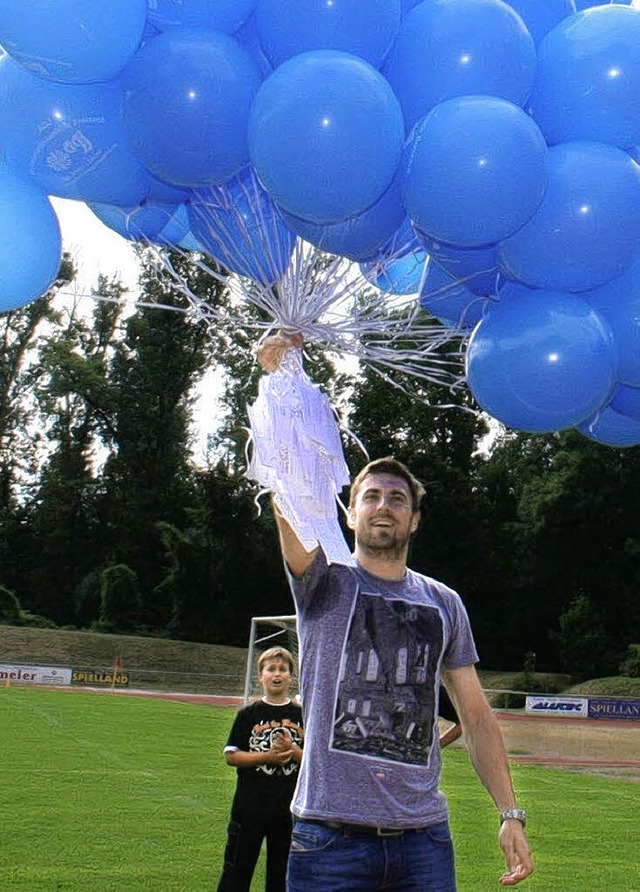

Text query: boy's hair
(258, 646), (295, 675)
(349, 457), (426, 512)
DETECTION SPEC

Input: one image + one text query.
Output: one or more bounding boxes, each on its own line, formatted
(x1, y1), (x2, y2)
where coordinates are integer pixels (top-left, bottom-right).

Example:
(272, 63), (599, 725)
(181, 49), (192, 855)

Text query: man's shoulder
(408, 569), (463, 602)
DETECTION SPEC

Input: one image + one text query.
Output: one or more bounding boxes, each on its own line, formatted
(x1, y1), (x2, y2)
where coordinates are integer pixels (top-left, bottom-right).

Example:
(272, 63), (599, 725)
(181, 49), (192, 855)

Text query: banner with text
(72, 669), (129, 687)
(0, 663), (72, 685)
(525, 696), (588, 717)
(587, 698), (640, 721)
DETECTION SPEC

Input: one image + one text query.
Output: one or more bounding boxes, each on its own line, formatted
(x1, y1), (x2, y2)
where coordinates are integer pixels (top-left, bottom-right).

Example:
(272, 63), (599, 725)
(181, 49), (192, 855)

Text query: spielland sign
(72, 669), (129, 687)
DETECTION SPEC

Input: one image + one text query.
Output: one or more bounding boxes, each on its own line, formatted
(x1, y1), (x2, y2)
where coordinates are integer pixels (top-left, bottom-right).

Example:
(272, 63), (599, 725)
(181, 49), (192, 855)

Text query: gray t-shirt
(288, 550), (479, 829)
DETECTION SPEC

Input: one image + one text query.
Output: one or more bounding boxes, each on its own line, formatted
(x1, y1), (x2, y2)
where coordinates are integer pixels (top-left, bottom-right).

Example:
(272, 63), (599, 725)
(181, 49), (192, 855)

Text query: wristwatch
(499, 808), (527, 827)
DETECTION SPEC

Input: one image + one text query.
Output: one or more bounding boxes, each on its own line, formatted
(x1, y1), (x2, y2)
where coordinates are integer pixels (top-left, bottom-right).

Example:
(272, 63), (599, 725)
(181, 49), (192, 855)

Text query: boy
(217, 646), (303, 892)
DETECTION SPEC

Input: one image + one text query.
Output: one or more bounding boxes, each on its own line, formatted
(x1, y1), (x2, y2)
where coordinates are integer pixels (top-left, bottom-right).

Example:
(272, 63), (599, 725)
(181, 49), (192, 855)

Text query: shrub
(619, 644), (640, 679)
(0, 585), (21, 623)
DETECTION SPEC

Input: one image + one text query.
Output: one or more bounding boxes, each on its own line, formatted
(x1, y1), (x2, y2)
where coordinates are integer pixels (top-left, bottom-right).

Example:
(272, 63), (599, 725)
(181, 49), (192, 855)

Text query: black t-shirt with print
(225, 699), (304, 818)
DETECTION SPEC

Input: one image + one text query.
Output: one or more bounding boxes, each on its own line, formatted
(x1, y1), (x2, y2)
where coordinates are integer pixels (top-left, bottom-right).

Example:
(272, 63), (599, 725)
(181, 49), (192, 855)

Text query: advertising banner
(0, 663), (72, 685)
(71, 669), (129, 687)
(587, 698), (640, 721)
(525, 696), (588, 717)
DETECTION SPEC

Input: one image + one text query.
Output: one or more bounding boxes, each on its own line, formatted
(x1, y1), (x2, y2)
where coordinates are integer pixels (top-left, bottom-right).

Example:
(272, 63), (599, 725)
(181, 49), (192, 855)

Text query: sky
(52, 197), (142, 296)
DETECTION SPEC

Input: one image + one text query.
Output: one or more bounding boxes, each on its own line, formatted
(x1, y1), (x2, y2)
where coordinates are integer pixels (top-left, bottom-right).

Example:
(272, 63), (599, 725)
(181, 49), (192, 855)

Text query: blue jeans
(287, 820), (456, 891)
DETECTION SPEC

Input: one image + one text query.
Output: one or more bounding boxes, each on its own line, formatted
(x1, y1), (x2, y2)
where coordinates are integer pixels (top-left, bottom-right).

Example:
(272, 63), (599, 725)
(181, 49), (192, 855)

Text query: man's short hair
(258, 646), (295, 675)
(349, 457), (426, 512)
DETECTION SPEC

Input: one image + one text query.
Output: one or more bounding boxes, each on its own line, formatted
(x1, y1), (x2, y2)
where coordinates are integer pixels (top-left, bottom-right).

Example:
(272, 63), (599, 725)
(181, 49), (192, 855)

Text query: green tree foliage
(551, 593), (618, 680)
(97, 563), (142, 632)
(475, 428), (640, 670)
(619, 644), (640, 678)
(0, 584), (21, 623)
(0, 256), (76, 605)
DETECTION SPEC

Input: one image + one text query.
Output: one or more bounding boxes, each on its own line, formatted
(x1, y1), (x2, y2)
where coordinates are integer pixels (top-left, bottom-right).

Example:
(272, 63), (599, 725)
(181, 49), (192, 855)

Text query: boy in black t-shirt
(217, 646), (303, 892)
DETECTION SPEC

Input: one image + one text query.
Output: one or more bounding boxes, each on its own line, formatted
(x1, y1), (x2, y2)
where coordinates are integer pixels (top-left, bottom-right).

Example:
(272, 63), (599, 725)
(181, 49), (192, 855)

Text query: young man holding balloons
(257, 334), (533, 891)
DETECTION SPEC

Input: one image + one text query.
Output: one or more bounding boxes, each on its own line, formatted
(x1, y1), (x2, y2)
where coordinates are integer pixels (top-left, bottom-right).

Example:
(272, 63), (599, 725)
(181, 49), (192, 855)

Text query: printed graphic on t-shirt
(331, 590), (444, 766)
(249, 718), (304, 776)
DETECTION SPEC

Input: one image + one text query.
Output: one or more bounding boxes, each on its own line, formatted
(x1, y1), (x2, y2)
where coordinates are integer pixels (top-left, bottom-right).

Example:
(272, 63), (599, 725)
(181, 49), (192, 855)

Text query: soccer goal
(243, 614), (299, 703)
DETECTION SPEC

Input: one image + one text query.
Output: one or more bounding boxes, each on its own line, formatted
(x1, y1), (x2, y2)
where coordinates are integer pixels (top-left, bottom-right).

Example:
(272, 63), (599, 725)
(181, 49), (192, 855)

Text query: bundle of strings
(133, 174), (470, 559)
(246, 346), (354, 566)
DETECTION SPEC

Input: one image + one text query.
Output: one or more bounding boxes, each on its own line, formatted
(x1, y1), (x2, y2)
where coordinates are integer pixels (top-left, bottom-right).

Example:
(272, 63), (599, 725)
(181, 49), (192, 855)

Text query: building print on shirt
(249, 717), (304, 776)
(331, 589), (444, 766)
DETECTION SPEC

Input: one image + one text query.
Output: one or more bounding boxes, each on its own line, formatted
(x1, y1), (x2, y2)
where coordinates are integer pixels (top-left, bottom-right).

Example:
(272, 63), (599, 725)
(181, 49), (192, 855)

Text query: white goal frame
(243, 614), (299, 704)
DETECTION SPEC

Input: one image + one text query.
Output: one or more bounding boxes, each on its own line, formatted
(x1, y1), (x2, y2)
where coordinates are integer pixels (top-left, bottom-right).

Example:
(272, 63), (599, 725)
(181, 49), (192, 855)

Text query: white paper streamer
(246, 347), (355, 566)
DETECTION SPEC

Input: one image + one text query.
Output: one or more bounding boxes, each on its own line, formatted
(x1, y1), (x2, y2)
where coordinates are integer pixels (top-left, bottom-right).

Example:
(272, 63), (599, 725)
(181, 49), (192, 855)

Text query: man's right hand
(258, 333), (303, 373)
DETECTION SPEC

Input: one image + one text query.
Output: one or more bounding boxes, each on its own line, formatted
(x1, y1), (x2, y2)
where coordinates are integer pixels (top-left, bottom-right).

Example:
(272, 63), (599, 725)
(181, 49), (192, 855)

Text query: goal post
(243, 614), (299, 704)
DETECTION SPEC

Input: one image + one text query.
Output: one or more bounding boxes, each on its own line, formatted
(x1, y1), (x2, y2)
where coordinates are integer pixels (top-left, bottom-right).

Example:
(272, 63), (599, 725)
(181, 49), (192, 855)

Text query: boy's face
(259, 657), (292, 699)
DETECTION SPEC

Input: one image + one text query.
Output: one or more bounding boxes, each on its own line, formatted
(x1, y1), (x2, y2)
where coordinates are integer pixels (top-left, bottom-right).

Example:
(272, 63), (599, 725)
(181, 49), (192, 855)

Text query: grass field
(1, 687), (638, 891)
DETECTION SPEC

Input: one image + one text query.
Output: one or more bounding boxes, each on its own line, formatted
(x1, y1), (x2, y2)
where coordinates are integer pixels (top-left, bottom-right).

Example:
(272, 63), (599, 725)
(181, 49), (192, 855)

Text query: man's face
(348, 473), (420, 559)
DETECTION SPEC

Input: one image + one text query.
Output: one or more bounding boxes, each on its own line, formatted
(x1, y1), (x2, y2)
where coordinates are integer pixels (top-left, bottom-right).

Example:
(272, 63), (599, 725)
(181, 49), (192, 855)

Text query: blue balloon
(0, 0), (146, 84)
(88, 200), (182, 242)
(420, 262), (488, 329)
(255, 0), (401, 69)
(402, 96), (548, 248)
(360, 220), (427, 295)
(146, 176), (191, 205)
(574, 0), (630, 9)
(499, 142), (640, 292)
(0, 163), (62, 312)
(155, 204), (193, 248)
(584, 255), (640, 386)
(577, 405), (640, 447)
(417, 237), (499, 298)
(529, 5), (640, 149)
(233, 12), (274, 78)
(401, 0), (421, 16)
(384, 0), (536, 131)
(249, 50), (405, 224)
(187, 167), (296, 285)
(148, 0), (256, 34)
(610, 383), (640, 421)
(0, 57), (151, 205)
(466, 282), (617, 432)
(503, 0), (576, 45)
(280, 175), (405, 261)
(121, 29), (261, 187)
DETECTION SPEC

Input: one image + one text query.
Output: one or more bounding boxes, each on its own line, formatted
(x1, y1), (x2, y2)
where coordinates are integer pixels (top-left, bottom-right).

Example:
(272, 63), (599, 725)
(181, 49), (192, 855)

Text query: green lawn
(1, 687), (638, 890)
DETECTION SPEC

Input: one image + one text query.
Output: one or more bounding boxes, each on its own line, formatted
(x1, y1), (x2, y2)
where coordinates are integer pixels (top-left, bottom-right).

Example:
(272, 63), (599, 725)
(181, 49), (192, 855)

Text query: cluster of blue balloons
(1, 0), (640, 446)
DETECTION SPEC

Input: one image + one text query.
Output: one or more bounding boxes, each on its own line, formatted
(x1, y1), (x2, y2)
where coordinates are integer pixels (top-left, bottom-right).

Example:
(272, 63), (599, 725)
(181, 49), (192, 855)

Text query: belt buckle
(376, 827), (403, 837)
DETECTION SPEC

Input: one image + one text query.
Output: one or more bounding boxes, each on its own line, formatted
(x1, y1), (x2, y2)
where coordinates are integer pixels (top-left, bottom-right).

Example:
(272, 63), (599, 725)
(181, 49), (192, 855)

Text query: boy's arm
(224, 747), (294, 768)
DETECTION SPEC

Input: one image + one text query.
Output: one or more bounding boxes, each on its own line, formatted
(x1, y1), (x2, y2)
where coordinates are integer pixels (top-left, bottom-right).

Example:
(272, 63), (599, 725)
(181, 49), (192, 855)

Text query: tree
(19, 280), (125, 623)
(97, 563), (142, 632)
(551, 593), (618, 680)
(0, 256), (75, 605)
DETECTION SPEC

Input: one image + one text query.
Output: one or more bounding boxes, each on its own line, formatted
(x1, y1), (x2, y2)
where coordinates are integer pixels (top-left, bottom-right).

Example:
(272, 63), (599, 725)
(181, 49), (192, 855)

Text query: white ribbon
(246, 348), (355, 565)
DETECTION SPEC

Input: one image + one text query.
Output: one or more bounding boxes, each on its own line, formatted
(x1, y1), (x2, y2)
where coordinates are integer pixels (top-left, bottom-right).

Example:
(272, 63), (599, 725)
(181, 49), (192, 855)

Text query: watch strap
(500, 807), (527, 827)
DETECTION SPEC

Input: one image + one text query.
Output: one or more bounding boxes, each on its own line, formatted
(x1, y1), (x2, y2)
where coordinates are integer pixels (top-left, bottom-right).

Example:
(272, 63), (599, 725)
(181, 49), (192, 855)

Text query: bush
(0, 585), (21, 623)
(619, 644), (640, 679)
(492, 673), (566, 710)
(18, 611), (58, 629)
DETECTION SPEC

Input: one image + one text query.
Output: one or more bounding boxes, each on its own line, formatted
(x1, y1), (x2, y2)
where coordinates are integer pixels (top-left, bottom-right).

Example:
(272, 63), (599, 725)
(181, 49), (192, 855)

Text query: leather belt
(310, 819), (405, 837)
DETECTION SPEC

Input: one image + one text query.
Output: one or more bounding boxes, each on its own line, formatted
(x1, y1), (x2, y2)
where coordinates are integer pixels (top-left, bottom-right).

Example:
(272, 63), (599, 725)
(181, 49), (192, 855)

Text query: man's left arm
(442, 664), (534, 887)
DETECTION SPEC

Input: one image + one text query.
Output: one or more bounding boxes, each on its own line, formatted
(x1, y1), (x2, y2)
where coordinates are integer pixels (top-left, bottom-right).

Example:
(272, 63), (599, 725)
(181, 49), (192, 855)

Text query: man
(258, 335), (533, 891)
